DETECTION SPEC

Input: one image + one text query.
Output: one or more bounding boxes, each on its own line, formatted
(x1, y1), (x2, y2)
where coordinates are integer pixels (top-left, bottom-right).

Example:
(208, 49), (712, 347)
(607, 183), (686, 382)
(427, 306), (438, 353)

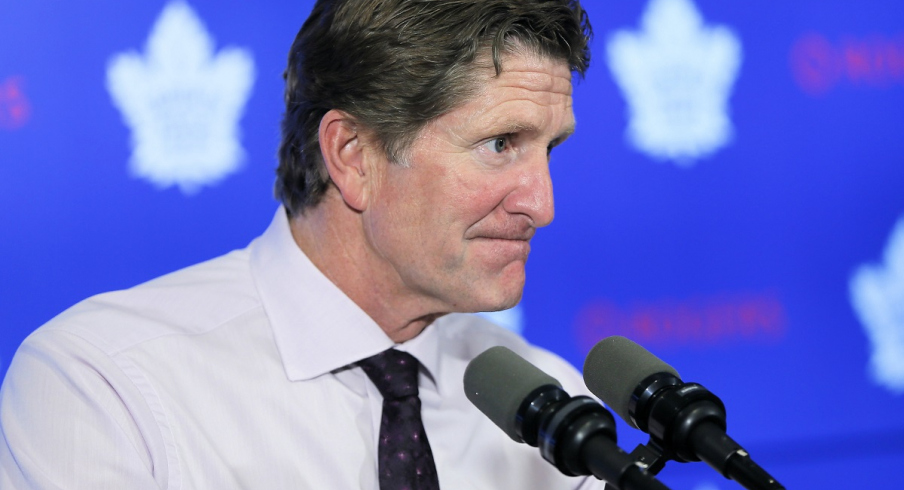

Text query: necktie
(359, 349), (441, 490)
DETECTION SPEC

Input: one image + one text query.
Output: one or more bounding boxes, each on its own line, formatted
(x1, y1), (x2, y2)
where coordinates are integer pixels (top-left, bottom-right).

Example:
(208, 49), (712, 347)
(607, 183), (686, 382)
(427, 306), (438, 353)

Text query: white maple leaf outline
(106, 1), (255, 194)
(850, 215), (904, 394)
(607, 0), (742, 165)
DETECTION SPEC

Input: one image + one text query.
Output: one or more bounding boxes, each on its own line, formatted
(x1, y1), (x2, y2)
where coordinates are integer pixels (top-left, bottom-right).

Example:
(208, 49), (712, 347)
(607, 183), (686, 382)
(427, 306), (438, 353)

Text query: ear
(319, 109), (370, 211)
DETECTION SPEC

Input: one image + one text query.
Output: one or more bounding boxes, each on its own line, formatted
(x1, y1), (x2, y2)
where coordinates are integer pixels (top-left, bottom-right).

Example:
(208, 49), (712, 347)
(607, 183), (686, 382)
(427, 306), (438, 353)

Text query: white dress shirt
(0, 208), (608, 490)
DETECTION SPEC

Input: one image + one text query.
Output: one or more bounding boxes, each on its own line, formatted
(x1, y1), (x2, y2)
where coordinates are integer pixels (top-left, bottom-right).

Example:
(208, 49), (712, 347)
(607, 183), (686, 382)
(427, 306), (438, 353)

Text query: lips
(473, 235), (533, 242)
(465, 221), (536, 242)
(470, 236), (532, 263)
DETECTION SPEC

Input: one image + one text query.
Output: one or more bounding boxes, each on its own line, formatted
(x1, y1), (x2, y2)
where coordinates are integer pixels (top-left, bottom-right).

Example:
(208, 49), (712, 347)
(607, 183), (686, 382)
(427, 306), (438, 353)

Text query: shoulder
(0, 247), (268, 489)
(34, 247), (261, 356)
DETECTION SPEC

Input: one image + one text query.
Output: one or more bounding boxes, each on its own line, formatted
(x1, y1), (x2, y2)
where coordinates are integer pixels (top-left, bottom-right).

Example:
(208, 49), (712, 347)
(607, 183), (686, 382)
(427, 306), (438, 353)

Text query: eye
(484, 136), (509, 154)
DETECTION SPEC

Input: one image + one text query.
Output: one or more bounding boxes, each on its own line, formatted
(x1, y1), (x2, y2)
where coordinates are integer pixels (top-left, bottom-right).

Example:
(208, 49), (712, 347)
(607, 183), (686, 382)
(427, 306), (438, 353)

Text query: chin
(438, 261), (526, 312)
(455, 295), (521, 315)
(474, 272), (525, 312)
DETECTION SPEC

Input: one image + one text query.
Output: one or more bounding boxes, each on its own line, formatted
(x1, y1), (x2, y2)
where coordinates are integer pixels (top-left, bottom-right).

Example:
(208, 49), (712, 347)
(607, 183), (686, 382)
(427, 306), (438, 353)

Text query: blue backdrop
(3, 1), (903, 488)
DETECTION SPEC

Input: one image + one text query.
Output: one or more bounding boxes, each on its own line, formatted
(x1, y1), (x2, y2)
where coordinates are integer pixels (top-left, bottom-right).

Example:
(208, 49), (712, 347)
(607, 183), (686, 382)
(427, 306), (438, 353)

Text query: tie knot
(359, 349), (420, 400)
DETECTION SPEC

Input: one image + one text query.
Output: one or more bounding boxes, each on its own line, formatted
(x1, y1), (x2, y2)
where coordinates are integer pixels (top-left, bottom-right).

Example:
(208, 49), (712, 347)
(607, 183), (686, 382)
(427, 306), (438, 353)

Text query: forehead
(435, 53), (575, 134)
(487, 53), (574, 98)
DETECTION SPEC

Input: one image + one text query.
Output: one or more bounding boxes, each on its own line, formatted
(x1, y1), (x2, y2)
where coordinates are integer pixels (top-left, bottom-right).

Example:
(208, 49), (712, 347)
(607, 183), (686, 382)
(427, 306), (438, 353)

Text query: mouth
(464, 220), (536, 259)
(473, 235), (533, 242)
(466, 226), (536, 242)
(470, 236), (532, 259)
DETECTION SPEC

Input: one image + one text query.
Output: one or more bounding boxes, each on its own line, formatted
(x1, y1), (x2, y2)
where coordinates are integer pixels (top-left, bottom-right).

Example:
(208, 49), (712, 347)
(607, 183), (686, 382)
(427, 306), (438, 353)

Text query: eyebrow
(496, 121), (577, 142)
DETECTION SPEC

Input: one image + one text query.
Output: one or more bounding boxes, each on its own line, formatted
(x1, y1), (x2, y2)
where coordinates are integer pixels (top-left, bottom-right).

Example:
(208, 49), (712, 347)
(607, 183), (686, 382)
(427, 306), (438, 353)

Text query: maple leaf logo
(106, 1), (255, 194)
(607, 0), (742, 165)
(850, 215), (904, 394)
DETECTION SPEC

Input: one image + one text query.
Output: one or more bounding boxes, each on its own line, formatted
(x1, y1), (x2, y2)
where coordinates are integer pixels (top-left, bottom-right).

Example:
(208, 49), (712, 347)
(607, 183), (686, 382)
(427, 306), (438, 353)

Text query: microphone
(583, 336), (785, 490)
(464, 346), (672, 490)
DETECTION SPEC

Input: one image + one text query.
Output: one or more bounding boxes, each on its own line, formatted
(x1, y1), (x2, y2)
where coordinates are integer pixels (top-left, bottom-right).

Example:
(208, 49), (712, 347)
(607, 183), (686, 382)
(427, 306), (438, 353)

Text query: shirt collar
(395, 319), (442, 393)
(249, 207), (443, 389)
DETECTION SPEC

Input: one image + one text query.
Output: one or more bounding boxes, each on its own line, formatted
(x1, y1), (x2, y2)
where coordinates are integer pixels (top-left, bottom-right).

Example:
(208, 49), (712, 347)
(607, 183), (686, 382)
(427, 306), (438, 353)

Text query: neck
(288, 192), (446, 343)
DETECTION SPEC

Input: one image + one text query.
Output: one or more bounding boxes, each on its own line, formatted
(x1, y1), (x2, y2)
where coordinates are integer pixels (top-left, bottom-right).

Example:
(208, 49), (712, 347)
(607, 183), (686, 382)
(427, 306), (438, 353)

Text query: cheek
(472, 182), (517, 233)
(445, 170), (510, 219)
(439, 179), (514, 267)
(416, 175), (502, 262)
(381, 155), (513, 258)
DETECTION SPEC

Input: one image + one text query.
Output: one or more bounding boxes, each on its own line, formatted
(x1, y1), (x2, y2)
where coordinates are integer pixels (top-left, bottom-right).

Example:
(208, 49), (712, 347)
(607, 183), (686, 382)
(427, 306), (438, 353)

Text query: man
(1, 0), (602, 488)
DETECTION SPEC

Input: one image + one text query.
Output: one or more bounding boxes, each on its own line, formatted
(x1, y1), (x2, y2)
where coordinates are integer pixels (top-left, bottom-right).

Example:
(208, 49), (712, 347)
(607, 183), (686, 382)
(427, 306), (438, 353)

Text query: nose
(503, 153), (555, 228)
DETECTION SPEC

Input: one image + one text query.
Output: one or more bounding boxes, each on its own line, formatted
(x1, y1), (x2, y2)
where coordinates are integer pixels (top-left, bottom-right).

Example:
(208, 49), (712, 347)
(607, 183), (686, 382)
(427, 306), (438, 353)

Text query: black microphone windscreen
(582, 336), (680, 429)
(464, 346), (562, 441)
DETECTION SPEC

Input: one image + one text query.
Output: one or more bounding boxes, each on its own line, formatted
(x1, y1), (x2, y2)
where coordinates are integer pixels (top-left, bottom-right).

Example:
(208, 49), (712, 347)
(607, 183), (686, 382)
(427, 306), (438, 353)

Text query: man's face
(362, 52), (575, 314)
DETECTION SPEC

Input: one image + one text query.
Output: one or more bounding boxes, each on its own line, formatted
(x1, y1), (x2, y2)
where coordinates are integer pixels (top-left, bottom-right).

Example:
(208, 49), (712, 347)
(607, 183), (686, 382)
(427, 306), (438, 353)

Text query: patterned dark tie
(359, 349), (441, 490)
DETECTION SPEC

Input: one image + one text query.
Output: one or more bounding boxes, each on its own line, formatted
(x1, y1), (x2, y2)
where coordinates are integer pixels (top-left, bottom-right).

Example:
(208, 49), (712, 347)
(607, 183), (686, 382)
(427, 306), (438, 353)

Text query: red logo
(574, 292), (787, 354)
(791, 33), (904, 95)
(0, 76), (32, 130)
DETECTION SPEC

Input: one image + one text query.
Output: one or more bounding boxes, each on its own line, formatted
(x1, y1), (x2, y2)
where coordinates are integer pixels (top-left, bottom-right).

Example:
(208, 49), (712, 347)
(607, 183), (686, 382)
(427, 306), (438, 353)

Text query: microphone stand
(612, 374), (786, 490)
(610, 433), (784, 490)
(524, 392), (673, 490)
